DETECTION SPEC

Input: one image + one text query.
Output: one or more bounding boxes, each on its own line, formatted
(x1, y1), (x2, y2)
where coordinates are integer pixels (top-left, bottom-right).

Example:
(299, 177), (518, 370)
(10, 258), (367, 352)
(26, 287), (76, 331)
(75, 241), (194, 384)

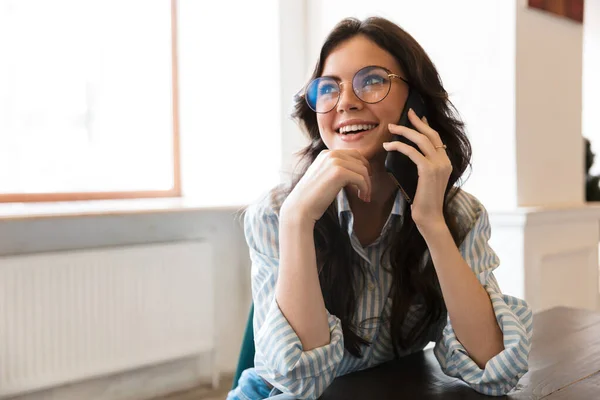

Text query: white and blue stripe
(244, 186), (532, 399)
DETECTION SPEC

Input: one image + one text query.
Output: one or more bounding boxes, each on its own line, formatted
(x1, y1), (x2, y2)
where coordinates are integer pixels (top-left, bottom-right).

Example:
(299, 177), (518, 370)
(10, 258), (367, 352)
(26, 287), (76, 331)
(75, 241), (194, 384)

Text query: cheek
(370, 104), (401, 127)
(317, 114), (331, 127)
(380, 90), (408, 123)
(316, 115), (324, 133)
(316, 114), (335, 137)
(385, 106), (403, 125)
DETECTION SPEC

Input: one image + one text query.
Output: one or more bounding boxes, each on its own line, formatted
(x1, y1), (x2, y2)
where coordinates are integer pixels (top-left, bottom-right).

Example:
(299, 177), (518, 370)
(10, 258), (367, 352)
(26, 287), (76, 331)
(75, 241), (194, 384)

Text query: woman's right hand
(281, 149), (372, 224)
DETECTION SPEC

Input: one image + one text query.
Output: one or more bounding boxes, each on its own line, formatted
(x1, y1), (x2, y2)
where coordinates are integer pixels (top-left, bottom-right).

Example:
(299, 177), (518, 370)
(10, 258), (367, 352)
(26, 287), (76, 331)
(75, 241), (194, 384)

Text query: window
(175, 0), (281, 206)
(0, 0), (180, 202)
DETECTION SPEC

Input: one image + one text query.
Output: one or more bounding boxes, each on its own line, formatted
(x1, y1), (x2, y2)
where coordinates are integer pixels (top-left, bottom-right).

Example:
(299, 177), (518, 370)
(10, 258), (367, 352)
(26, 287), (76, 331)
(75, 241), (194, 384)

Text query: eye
(360, 74), (387, 90)
(318, 83), (339, 96)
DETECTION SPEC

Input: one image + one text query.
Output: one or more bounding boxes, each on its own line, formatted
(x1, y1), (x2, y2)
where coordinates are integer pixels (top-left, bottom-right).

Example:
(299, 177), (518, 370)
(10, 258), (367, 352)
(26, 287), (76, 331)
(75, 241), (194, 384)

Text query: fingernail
(409, 108), (414, 114)
(382, 142), (390, 148)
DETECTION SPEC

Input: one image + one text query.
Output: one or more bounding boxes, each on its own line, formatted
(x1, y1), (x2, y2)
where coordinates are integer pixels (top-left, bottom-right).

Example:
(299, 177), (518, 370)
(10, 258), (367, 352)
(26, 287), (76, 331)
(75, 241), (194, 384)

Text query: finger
(325, 150), (372, 200)
(344, 149), (373, 198)
(382, 141), (430, 171)
(333, 167), (370, 202)
(387, 123), (437, 158)
(336, 149), (373, 176)
(408, 108), (444, 149)
(331, 158), (372, 200)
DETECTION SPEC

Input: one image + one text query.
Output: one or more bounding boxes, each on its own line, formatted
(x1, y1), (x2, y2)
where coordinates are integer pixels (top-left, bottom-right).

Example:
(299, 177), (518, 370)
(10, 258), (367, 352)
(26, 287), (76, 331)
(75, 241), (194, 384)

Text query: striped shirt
(244, 185), (532, 399)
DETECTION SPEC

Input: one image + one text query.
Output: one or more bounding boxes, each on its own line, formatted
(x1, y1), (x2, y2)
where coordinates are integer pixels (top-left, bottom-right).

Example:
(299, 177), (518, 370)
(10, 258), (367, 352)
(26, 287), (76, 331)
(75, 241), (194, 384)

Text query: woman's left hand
(383, 108), (452, 234)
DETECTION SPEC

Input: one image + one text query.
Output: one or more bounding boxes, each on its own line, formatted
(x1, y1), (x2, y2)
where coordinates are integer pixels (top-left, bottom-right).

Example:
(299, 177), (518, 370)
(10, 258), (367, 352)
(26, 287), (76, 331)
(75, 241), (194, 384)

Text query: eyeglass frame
(299, 65), (410, 114)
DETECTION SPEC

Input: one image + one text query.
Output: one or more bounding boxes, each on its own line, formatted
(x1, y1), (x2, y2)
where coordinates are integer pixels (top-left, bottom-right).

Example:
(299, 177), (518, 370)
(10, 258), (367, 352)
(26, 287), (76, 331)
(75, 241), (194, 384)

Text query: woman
(228, 16), (532, 400)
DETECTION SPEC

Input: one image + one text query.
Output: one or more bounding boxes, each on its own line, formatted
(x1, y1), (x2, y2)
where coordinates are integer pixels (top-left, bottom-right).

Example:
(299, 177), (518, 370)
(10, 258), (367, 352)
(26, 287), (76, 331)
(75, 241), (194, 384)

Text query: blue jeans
(226, 368), (297, 400)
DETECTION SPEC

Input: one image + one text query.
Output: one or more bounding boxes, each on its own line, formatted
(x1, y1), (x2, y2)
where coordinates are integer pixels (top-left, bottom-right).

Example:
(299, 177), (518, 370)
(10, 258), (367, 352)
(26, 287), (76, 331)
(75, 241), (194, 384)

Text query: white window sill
(0, 197), (247, 221)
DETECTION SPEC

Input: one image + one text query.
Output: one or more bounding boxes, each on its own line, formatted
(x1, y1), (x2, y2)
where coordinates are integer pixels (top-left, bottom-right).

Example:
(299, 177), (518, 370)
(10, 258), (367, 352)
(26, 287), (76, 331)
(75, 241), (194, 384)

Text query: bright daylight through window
(0, 0), (177, 201)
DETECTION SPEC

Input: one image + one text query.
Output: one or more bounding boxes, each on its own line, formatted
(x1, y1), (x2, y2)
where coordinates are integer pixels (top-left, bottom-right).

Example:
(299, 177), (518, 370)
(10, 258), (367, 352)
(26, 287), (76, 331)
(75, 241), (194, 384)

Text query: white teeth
(339, 124), (377, 134)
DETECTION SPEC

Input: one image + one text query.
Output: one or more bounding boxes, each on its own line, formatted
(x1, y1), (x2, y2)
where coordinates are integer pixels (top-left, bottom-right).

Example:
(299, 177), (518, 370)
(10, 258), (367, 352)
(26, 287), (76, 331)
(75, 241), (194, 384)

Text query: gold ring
(435, 144), (447, 149)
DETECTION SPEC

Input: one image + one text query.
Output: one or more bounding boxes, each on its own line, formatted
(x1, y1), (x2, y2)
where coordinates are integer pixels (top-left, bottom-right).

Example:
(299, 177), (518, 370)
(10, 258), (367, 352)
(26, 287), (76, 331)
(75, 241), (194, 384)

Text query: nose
(336, 82), (363, 113)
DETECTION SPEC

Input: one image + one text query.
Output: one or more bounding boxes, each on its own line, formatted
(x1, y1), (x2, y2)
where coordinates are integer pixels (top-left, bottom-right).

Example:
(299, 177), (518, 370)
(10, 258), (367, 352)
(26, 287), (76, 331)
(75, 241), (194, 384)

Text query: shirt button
(368, 283), (376, 291)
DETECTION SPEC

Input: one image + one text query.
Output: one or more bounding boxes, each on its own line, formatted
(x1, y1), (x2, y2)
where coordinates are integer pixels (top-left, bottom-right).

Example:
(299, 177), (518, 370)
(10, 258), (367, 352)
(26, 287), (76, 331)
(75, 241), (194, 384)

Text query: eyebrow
(319, 73), (342, 81)
(320, 65), (395, 80)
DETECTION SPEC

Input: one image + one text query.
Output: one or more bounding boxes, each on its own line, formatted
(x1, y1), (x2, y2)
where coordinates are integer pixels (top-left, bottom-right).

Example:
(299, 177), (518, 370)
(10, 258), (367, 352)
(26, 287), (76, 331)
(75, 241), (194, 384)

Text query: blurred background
(0, 0), (599, 399)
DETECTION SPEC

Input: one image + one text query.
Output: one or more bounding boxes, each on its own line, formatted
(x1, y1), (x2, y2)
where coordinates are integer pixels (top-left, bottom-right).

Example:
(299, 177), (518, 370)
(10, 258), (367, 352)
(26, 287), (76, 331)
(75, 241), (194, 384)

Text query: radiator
(0, 240), (216, 398)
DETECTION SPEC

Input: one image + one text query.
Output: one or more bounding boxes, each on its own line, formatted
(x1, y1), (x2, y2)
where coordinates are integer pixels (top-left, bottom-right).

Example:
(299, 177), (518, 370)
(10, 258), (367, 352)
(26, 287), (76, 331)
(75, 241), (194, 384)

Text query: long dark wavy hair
(280, 17), (472, 358)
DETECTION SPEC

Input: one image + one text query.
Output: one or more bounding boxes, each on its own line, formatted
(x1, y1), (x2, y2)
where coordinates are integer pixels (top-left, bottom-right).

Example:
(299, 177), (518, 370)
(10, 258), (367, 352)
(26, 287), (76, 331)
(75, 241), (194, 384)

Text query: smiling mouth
(336, 123), (379, 135)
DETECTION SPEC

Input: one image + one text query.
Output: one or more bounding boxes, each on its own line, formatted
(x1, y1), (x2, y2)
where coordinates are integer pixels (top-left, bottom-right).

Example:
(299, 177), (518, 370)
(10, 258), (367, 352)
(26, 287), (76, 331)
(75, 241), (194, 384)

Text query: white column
(515, 0), (584, 207)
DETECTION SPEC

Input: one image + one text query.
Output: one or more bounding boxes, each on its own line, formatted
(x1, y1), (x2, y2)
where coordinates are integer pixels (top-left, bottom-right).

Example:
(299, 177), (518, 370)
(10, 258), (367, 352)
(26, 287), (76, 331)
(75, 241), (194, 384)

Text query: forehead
(321, 35), (402, 78)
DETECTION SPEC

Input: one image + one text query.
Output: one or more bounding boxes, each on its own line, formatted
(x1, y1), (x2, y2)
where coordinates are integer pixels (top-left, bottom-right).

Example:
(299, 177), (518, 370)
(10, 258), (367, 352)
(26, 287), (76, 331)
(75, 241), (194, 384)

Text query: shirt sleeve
(243, 200), (346, 399)
(433, 199), (533, 396)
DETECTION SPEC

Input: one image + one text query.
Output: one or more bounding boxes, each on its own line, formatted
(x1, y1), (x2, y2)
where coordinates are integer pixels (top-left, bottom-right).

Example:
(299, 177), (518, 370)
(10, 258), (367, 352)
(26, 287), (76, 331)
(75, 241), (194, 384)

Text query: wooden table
(320, 307), (600, 399)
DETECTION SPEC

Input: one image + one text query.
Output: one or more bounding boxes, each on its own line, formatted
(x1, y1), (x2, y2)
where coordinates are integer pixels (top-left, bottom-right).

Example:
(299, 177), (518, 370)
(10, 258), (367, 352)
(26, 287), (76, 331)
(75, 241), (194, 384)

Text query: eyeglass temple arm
(389, 74), (409, 85)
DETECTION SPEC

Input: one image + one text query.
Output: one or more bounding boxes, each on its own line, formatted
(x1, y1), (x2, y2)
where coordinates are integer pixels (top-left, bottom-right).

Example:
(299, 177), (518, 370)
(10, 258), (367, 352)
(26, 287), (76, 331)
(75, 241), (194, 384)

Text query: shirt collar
(336, 187), (405, 221)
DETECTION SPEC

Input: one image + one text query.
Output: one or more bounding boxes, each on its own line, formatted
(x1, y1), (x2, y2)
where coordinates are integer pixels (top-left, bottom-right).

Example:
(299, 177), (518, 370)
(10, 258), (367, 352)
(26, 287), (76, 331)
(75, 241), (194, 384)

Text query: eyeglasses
(303, 65), (409, 114)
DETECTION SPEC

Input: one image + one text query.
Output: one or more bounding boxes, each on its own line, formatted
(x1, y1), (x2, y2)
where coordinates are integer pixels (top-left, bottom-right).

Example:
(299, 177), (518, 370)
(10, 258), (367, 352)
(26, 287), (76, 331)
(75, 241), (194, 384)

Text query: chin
(330, 132), (385, 158)
(337, 142), (384, 161)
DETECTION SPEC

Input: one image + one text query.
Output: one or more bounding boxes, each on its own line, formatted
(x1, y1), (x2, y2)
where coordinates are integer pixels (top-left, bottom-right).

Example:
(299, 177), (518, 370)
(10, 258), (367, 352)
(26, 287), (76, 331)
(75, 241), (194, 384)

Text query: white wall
(584, 0), (600, 175)
(490, 205), (600, 313)
(524, 211), (600, 312)
(516, 0), (584, 207)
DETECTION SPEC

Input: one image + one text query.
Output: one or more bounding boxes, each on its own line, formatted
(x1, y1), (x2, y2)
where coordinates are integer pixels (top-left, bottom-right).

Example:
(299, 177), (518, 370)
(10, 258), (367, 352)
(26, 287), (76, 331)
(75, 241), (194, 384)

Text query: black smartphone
(384, 89), (427, 204)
